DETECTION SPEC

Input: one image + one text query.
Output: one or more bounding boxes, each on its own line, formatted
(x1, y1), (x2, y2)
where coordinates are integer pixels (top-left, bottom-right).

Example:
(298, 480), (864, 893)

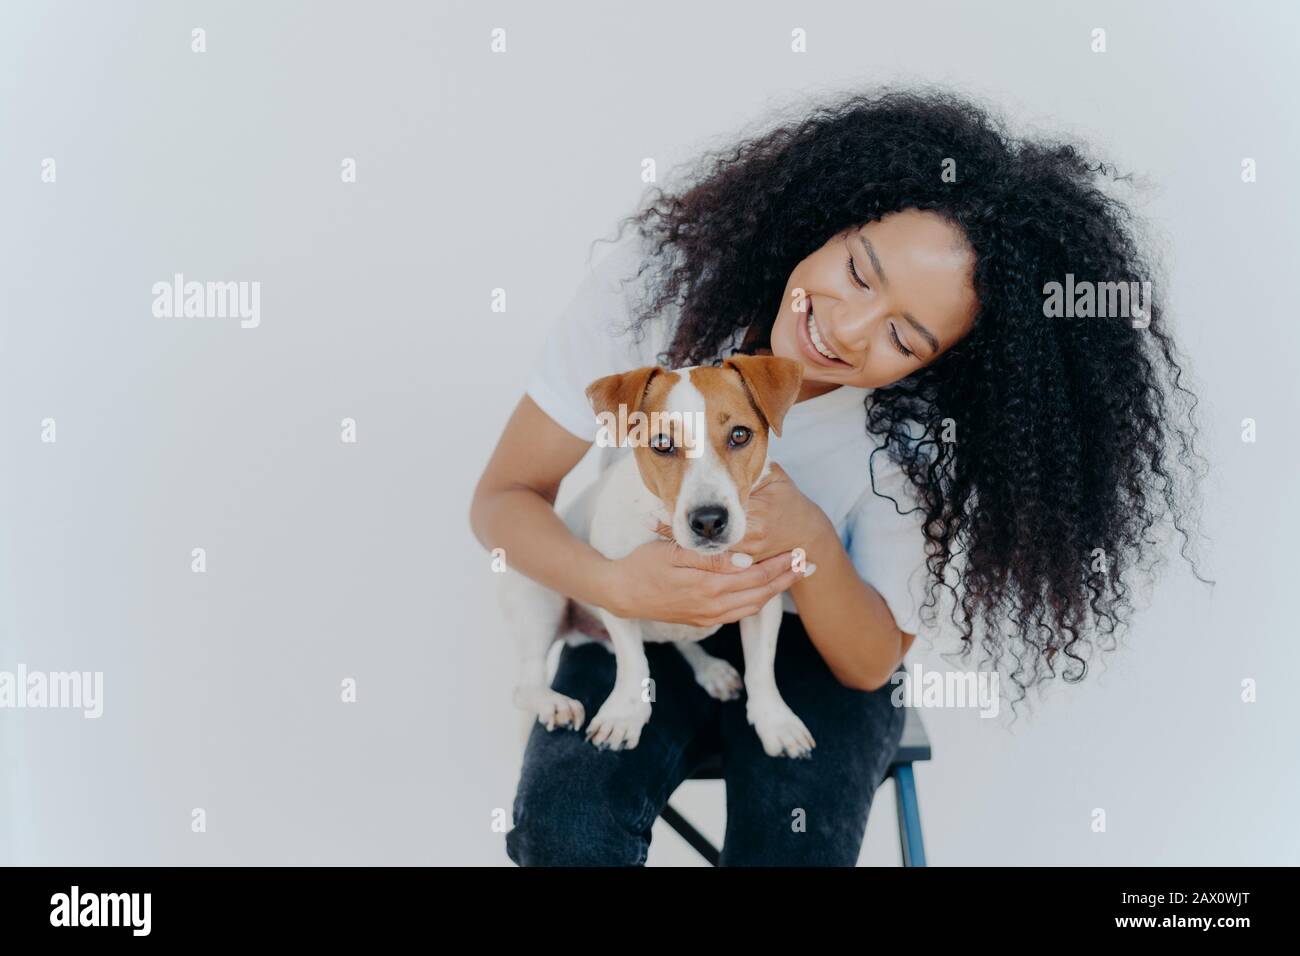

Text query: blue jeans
(506, 613), (905, 866)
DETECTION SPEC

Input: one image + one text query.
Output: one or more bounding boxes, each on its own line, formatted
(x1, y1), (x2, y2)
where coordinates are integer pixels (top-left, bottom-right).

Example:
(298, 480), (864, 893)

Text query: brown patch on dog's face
(624, 370), (689, 514)
(585, 366), (687, 513)
(585, 356), (803, 550)
(684, 365), (771, 512)
(721, 354), (803, 438)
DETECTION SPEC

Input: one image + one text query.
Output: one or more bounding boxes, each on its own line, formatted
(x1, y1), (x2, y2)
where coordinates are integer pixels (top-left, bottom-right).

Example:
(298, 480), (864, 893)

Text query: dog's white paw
(747, 702), (816, 758)
(514, 688), (586, 732)
(692, 658), (743, 701)
(585, 697), (652, 751)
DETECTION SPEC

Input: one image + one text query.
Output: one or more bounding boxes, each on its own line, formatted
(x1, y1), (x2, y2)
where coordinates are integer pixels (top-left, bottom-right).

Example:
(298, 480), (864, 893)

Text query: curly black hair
(593, 86), (1211, 711)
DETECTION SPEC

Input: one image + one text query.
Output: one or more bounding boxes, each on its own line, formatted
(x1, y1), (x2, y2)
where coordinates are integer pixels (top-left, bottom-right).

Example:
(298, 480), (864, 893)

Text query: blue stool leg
(892, 763), (926, 867)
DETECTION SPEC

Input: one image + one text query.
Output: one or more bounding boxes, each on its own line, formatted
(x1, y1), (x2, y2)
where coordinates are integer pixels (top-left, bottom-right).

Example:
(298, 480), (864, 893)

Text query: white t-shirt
(525, 233), (932, 635)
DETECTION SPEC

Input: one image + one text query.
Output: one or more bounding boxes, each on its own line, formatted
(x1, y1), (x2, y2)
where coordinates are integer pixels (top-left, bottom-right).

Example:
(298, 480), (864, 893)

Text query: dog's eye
(728, 426), (753, 448)
(650, 433), (675, 455)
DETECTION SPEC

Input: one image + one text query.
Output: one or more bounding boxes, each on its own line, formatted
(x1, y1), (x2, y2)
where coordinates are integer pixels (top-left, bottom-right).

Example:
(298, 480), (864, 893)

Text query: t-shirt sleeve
(525, 236), (663, 441)
(843, 451), (933, 636)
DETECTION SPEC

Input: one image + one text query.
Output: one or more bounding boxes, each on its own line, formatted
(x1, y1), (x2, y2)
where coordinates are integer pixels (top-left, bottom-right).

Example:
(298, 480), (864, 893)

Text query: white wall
(1, 0), (1296, 865)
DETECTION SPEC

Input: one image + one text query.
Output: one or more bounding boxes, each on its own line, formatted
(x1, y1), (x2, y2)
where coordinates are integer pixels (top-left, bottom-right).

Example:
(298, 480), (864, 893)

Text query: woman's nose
(826, 301), (876, 353)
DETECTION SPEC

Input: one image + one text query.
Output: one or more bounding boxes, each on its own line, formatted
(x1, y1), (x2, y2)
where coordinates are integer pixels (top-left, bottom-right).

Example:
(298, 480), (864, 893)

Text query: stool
(658, 706), (931, 866)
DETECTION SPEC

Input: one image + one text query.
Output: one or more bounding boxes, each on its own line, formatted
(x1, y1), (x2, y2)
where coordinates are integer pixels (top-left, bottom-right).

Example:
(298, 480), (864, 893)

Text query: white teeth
(807, 312), (840, 361)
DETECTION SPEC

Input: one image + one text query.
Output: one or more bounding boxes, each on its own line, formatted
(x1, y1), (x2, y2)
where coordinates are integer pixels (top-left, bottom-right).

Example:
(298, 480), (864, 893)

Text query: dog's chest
(566, 596), (720, 645)
(575, 454), (721, 645)
(639, 620), (720, 644)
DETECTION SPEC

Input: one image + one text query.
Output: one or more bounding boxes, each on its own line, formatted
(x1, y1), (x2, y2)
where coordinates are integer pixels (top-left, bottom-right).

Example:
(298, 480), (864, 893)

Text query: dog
(500, 354), (816, 758)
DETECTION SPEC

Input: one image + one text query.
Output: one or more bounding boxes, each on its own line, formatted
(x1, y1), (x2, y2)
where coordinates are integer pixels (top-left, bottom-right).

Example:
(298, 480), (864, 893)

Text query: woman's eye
(845, 242), (870, 290)
(650, 434), (675, 455)
(888, 323), (916, 359)
(728, 426), (753, 448)
(846, 254), (870, 289)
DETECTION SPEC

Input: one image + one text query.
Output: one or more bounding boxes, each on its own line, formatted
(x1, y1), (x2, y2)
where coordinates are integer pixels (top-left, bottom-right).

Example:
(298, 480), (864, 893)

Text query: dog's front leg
(585, 614), (653, 751)
(740, 596), (816, 758)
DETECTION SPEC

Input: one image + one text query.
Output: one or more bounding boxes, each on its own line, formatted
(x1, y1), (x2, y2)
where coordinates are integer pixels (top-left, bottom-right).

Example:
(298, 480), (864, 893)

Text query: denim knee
(506, 748), (653, 867)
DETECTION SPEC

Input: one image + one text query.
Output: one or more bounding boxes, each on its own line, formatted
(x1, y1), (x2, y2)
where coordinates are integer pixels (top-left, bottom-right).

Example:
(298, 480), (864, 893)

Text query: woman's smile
(798, 298), (852, 368)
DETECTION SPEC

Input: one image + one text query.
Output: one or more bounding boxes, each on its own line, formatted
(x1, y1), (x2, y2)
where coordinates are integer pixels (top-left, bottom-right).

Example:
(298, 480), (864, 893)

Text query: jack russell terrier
(501, 354), (816, 758)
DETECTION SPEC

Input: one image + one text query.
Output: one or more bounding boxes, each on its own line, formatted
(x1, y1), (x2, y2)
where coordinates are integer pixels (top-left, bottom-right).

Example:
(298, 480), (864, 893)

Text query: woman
(469, 87), (1208, 866)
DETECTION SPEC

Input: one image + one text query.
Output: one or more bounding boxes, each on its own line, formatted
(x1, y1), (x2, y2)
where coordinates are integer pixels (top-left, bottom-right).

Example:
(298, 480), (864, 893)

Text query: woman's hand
(731, 462), (835, 566)
(598, 539), (807, 629)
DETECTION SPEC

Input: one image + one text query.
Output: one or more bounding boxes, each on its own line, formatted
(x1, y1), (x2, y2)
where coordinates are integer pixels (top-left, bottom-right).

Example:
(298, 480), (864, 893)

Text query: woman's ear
(585, 365), (662, 421)
(723, 354), (803, 437)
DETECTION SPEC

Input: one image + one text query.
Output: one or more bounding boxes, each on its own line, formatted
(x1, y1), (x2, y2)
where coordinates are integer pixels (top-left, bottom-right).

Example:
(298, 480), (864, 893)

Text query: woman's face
(770, 209), (979, 395)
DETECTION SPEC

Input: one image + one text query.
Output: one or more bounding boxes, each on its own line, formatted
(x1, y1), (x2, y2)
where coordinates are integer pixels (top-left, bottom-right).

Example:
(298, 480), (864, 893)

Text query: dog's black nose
(688, 505), (729, 540)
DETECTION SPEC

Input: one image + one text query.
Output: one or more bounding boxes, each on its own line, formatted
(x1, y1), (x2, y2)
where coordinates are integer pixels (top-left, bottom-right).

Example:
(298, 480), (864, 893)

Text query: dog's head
(585, 355), (803, 553)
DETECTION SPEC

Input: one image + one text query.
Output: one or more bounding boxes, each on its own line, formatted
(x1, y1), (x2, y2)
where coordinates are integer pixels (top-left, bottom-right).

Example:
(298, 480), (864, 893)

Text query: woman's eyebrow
(857, 235), (888, 287)
(902, 313), (941, 355)
(859, 235), (941, 355)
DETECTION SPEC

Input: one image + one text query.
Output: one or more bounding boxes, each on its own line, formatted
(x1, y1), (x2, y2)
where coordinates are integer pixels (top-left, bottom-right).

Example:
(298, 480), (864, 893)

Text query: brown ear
(723, 354), (803, 437)
(585, 365), (662, 422)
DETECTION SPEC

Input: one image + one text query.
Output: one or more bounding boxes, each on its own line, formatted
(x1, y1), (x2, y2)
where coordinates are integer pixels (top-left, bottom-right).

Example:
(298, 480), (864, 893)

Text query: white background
(1, 0), (1297, 865)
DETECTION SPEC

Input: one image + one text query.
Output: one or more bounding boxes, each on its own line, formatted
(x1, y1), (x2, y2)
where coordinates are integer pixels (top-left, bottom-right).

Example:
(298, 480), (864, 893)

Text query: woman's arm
(790, 519), (916, 692)
(469, 395), (615, 608)
(470, 396), (806, 626)
(729, 463), (916, 691)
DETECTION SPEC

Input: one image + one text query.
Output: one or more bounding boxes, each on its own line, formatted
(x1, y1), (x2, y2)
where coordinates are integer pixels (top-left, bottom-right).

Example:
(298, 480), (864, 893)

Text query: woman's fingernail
(802, 563), (818, 577)
(730, 553), (753, 568)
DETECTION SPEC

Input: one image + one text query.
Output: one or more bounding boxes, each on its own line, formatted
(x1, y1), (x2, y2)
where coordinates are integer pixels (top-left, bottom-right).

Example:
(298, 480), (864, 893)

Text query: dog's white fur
(501, 367), (815, 758)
